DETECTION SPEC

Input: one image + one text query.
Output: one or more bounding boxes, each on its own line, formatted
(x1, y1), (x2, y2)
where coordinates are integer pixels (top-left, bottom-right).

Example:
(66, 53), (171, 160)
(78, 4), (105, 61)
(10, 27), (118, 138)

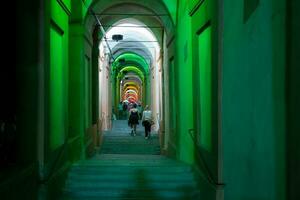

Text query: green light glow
(118, 66), (144, 80)
(113, 52), (149, 75)
(198, 26), (212, 151)
(112, 52), (149, 105)
(50, 25), (65, 150)
(162, 0), (177, 23)
(49, 0), (69, 150)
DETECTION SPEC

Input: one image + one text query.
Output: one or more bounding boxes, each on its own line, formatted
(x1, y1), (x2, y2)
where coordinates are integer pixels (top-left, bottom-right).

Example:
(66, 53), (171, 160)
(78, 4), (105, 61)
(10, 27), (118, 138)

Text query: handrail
(188, 129), (225, 188)
(39, 140), (68, 184)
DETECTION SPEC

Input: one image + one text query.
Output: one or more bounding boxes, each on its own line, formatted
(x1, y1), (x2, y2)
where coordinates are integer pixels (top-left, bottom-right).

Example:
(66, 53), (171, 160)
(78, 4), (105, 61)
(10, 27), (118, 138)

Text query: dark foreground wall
(222, 0), (286, 199)
(0, 0), (40, 199)
(287, 0), (300, 199)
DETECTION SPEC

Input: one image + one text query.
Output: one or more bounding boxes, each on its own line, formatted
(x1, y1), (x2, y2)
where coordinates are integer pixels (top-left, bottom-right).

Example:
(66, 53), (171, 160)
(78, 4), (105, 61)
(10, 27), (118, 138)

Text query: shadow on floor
(121, 169), (198, 200)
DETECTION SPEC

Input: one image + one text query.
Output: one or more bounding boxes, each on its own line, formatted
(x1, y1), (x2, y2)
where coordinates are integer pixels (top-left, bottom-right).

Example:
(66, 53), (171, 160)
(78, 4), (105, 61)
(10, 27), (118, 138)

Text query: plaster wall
(222, 0), (286, 199)
(175, 0), (195, 165)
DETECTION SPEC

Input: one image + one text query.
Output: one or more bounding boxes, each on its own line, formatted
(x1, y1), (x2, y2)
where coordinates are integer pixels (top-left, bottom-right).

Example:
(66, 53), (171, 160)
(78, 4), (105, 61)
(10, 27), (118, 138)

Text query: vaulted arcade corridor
(3, 0), (300, 199)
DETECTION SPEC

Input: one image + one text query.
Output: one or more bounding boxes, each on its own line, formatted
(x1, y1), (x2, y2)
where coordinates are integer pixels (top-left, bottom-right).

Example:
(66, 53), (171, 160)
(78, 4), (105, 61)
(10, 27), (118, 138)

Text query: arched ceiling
(105, 19), (159, 49)
(125, 88), (138, 93)
(84, 0), (175, 41)
(123, 80), (142, 88)
(122, 75), (143, 85)
(124, 88), (139, 95)
(105, 18), (159, 63)
(83, 0), (175, 105)
(125, 90), (138, 97)
(122, 86), (140, 102)
(113, 52), (149, 76)
(112, 41), (153, 66)
(118, 66), (144, 81)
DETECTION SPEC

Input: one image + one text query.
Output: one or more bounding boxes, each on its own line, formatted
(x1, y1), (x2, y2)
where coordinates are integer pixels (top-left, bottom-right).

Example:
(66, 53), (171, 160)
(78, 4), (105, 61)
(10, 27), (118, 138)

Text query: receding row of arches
(96, 11), (168, 132)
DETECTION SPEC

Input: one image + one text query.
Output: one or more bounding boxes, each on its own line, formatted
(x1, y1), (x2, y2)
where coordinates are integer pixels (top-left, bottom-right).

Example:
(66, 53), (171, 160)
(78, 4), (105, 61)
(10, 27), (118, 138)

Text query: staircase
(100, 135), (161, 155)
(101, 120), (160, 155)
(61, 120), (200, 199)
(62, 154), (200, 199)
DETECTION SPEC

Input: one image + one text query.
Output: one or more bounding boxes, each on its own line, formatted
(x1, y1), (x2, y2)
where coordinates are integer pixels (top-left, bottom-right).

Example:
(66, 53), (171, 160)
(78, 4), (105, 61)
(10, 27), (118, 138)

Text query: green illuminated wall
(69, 0), (95, 160)
(198, 26), (212, 151)
(168, 58), (177, 154)
(49, 0), (69, 151)
(162, 0), (178, 23)
(174, 0), (195, 164)
(189, 1), (220, 198)
(173, 1), (219, 181)
(50, 25), (65, 150)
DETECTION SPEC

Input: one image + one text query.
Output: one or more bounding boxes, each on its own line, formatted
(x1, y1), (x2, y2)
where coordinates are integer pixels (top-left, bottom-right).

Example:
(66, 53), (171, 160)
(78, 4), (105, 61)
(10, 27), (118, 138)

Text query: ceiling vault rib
(89, 9), (116, 62)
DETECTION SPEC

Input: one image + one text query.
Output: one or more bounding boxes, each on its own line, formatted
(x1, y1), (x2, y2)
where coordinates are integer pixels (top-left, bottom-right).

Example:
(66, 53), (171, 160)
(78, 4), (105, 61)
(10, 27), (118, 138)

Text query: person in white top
(141, 105), (153, 139)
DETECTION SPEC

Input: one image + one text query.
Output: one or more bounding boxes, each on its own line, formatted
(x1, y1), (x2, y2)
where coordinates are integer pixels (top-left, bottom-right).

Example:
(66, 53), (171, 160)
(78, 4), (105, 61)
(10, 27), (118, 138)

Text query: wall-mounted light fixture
(112, 34), (123, 42)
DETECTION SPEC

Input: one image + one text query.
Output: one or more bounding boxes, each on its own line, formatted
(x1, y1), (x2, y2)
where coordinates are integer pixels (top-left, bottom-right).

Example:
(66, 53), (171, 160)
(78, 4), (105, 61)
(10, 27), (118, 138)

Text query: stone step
(100, 145), (160, 149)
(103, 136), (159, 140)
(100, 149), (160, 155)
(65, 181), (198, 190)
(72, 161), (184, 167)
(62, 189), (200, 199)
(101, 134), (160, 154)
(65, 182), (198, 192)
(61, 195), (200, 200)
(69, 166), (193, 174)
(91, 154), (169, 160)
(101, 142), (159, 146)
(74, 155), (186, 166)
(66, 173), (196, 182)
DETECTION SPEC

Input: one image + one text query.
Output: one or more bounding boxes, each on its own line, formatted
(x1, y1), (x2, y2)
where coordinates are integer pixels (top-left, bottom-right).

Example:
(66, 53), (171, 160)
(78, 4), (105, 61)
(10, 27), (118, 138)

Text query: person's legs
(147, 124), (151, 138)
(148, 128), (151, 138)
(130, 123), (134, 135)
(145, 121), (151, 139)
(133, 124), (137, 136)
(144, 122), (148, 138)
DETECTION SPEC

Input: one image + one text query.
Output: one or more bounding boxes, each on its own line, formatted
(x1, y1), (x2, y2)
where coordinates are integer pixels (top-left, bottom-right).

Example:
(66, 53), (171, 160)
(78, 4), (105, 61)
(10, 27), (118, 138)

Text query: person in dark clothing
(128, 104), (139, 136)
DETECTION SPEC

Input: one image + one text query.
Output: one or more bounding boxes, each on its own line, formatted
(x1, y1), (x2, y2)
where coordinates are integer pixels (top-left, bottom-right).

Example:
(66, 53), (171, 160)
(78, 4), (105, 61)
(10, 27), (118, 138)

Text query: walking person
(128, 104), (139, 136)
(141, 105), (153, 139)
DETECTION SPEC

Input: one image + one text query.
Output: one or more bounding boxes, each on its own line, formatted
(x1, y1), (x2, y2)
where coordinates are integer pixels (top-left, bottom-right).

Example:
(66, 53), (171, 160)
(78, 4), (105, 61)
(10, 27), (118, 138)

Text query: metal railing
(188, 129), (225, 188)
(39, 140), (68, 184)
